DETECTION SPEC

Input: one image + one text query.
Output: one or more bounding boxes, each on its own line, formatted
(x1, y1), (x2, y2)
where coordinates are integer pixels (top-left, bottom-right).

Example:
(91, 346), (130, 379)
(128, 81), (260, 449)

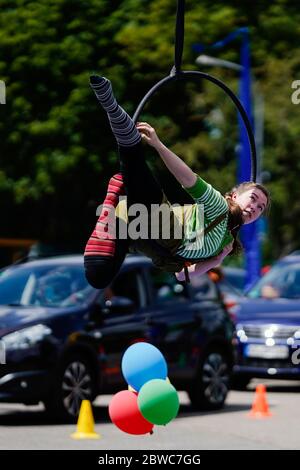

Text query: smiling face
(232, 187), (268, 224)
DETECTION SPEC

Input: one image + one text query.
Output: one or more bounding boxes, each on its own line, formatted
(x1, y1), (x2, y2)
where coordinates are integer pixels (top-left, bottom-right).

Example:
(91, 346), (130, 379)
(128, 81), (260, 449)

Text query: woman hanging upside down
(84, 75), (270, 288)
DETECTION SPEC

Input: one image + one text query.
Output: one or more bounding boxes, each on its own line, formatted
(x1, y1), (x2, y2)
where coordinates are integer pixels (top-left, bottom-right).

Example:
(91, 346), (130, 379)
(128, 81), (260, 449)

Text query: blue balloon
(122, 343), (167, 392)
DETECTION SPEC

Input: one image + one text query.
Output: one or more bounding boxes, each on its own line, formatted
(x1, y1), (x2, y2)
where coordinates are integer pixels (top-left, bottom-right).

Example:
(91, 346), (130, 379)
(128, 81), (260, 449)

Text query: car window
(247, 263), (300, 299)
(223, 268), (246, 292)
(106, 268), (146, 310)
(0, 264), (94, 307)
(149, 268), (187, 303)
(190, 274), (219, 300)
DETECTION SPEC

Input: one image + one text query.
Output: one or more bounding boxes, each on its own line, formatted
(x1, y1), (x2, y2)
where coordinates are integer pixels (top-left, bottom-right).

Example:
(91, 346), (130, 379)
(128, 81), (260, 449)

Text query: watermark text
(95, 197), (205, 252)
(0, 80), (5, 104)
(0, 340), (6, 364)
(291, 80), (300, 104)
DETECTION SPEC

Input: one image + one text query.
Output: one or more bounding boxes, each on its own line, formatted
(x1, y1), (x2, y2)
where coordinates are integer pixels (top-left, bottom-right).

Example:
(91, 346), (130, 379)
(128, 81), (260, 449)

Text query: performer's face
(232, 188), (267, 224)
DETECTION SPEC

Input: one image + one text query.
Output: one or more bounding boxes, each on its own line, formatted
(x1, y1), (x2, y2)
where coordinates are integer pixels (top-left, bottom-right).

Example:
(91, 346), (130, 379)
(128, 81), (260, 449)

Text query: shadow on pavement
(0, 380), (298, 426)
(247, 380), (300, 393)
(0, 400), (251, 426)
(176, 402), (251, 419)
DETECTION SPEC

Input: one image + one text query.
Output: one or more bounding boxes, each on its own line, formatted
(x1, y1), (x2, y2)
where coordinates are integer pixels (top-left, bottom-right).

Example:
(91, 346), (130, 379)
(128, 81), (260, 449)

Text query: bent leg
(90, 75), (175, 261)
(90, 74), (163, 209)
(90, 75), (141, 147)
(84, 239), (128, 289)
(119, 142), (163, 209)
(84, 173), (128, 289)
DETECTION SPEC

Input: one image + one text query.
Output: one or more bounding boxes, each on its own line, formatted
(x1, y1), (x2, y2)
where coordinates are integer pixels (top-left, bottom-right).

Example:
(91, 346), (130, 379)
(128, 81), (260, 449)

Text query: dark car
(207, 266), (246, 322)
(222, 267), (246, 294)
(232, 254), (300, 389)
(0, 255), (234, 420)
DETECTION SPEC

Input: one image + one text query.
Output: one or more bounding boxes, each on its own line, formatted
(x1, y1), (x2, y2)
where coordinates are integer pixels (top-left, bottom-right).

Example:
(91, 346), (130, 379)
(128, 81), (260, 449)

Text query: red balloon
(109, 390), (153, 435)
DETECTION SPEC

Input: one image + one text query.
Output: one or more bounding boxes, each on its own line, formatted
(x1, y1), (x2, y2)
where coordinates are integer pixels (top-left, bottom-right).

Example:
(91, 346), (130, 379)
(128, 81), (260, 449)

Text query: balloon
(122, 342), (167, 392)
(138, 379), (179, 425)
(109, 390), (153, 435)
(128, 385), (136, 392)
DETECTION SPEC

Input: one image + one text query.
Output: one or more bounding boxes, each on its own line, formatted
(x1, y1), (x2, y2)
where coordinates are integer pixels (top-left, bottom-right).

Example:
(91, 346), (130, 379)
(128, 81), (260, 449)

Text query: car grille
(242, 324), (300, 339)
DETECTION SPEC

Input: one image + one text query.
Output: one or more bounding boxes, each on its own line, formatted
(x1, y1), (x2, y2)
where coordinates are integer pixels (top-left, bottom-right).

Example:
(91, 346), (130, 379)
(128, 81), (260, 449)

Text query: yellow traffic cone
(71, 400), (101, 439)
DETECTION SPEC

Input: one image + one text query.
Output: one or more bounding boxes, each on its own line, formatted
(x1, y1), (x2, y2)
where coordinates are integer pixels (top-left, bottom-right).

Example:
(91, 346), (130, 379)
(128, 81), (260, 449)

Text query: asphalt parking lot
(0, 379), (299, 450)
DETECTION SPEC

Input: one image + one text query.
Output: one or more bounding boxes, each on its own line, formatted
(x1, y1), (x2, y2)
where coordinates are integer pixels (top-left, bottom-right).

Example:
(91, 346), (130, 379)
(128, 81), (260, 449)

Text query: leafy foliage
(0, 0), (300, 261)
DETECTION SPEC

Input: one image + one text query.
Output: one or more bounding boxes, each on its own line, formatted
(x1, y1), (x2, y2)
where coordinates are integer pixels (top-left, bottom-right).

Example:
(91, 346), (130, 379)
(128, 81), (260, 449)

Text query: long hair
(224, 195), (244, 256)
(224, 182), (271, 257)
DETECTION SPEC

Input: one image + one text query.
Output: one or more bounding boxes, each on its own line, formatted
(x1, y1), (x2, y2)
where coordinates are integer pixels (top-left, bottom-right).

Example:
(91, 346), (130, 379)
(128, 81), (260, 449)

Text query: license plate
(245, 344), (289, 359)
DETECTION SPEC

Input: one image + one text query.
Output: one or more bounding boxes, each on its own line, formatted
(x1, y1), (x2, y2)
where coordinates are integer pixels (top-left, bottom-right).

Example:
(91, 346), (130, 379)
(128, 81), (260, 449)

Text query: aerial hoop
(133, 0), (257, 182)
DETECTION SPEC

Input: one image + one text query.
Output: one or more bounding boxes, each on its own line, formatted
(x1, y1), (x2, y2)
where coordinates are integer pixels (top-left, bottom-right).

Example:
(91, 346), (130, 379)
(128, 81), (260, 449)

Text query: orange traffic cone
(248, 384), (272, 418)
(71, 400), (101, 439)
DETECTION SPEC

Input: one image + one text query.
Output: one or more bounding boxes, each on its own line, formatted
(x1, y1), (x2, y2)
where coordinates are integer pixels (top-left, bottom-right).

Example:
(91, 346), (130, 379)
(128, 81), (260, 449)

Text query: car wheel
(44, 353), (97, 422)
(230, 376), (250, 390)
(188, 347), (231, 410)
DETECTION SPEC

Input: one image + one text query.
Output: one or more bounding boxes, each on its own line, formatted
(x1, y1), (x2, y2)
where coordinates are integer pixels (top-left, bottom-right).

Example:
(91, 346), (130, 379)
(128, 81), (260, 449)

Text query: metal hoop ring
(133, 70), (256, 182)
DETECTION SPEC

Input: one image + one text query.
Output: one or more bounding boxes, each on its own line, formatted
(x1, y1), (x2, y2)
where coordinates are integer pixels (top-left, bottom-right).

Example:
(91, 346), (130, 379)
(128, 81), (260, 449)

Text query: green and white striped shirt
(176, 175), (233, 260)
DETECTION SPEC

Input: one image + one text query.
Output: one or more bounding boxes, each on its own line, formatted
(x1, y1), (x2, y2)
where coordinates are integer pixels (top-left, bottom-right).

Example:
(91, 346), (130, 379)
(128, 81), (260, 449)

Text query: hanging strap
(183, 264), (190, 283)
(204, 211), (228, 235)
(171, 0), (185, 76)
(187, 211), (228, 243)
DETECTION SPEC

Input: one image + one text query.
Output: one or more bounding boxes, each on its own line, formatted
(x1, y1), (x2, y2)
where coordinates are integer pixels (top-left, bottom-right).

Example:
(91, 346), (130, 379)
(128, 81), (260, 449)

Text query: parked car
(232, 253), (300, 389)
(222, 267), (246, 294)
(0, 254), (234, 420)
(207, 266), (245, 322)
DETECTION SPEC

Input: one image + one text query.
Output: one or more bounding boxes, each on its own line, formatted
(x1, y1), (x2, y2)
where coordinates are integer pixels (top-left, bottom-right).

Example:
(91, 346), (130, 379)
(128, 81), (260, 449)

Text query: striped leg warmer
(84, 173), (125, 258)
(90, 75), (141, 147)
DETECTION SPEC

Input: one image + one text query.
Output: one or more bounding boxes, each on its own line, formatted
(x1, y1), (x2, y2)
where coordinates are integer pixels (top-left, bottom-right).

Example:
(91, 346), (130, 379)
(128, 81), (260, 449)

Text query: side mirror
(103, 296), (136, 315)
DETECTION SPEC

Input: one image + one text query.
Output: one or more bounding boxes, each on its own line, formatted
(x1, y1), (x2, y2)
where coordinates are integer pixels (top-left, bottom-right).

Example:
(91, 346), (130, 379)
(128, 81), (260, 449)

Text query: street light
(195, 53), (266, 287)
(196, 54), (243, 72)
(195, 54), (264, 183)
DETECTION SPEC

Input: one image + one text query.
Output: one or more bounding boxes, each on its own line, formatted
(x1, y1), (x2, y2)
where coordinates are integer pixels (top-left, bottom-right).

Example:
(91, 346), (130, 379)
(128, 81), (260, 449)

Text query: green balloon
(138, 379), (179, 425)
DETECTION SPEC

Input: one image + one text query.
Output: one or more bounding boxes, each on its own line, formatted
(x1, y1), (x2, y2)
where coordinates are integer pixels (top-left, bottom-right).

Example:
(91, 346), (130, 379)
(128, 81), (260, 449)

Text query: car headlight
(2, 324), (52, 350)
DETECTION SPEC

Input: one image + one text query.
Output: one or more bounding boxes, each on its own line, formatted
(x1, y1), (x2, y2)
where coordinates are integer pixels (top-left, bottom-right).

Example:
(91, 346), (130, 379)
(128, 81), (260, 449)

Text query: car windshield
(247, 263), (300, 299)
(0, 263), (95, 307)
(223, 269), (246, 293)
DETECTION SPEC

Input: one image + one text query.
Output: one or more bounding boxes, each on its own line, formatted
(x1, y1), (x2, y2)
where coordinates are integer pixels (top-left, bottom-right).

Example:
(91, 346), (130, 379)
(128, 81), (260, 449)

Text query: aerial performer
(84, 75), (270, 288)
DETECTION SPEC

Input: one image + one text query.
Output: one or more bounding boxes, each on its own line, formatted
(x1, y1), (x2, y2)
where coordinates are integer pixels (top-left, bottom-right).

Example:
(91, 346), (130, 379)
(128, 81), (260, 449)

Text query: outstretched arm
(175, 242), (234, 282)
(136, 122), (197, 188)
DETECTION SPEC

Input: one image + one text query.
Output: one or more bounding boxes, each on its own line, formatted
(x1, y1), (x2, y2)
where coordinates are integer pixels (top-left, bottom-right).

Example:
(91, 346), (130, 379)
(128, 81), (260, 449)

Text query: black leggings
(84, 142), (164, 289)
(119, 142), (163, 209)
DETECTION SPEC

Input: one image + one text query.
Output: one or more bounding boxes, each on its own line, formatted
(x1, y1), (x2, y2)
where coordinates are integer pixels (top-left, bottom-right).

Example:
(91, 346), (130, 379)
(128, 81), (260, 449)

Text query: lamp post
(195, 44), (264, 289)
(196, 53), (264, 185)
(196, 54), (243, 72)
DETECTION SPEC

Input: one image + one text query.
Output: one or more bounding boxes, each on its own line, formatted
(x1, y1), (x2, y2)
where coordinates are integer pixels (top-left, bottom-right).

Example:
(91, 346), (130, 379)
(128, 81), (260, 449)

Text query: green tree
(0, 0), (300, 263)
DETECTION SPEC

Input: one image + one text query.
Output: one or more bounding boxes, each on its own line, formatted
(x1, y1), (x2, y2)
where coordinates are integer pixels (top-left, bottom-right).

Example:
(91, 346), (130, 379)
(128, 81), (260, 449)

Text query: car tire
(43, 353), (97, 422)
(230, 376), (250, 390)
(188, 347), (231, 411)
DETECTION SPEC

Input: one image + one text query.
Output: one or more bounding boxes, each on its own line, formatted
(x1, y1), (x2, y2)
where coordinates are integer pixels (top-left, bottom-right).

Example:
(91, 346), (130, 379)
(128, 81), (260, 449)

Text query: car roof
(6, 253), (153, 270)
(223, 266), (246, 276)
(276, 254), (300, 265)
